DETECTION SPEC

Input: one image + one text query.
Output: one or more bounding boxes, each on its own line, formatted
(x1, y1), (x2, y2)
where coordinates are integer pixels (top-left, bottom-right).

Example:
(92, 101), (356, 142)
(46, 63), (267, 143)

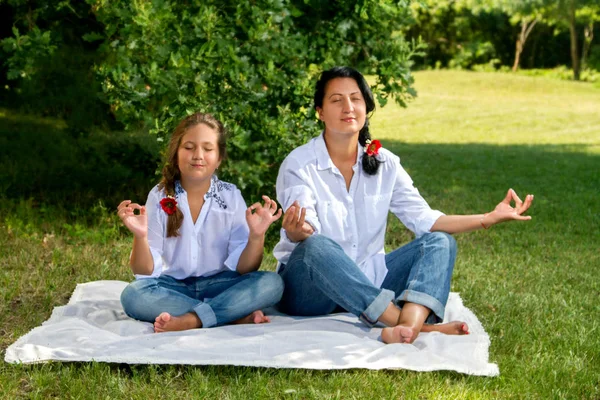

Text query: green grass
(2, 70), (599, 399)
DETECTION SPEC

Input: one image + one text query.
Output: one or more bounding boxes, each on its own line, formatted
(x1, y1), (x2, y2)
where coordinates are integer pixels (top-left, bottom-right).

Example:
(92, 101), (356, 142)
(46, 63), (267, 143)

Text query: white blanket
(5, 280), (498, 376)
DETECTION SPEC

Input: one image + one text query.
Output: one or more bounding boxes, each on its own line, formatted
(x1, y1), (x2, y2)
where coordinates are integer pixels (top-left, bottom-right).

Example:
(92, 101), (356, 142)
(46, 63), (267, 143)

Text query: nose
(342, 96), (354, 113)
(192, 147), (203, 160)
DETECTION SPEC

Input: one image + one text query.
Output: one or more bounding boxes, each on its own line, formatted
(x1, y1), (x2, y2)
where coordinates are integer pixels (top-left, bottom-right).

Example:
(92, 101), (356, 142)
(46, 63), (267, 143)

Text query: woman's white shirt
(273, 133), (444, 288)
(136, 176), (249, 280)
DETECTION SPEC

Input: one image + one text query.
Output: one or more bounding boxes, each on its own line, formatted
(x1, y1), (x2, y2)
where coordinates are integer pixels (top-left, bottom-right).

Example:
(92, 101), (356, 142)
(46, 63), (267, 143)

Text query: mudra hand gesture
(117, 200), (147, 238)
(246, 195), (283, 237)
(282, 200), (315, 242)
(488, 189), (534, 225)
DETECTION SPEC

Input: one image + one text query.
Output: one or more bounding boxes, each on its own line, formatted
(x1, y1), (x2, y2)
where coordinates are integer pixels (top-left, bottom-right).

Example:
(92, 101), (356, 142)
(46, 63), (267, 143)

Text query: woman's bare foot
(154, 312), (202, 333)
(381, 321), (469, 344)
(421, 321), (469, 335)
(233, 310), (270, 325)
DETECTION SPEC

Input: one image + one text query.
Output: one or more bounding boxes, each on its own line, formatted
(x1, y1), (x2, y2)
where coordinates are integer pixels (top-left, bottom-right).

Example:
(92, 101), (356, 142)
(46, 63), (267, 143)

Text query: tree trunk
(581, 21), (594, 70)
(512, 18), (538, 72)
(568, 0), (580, 80)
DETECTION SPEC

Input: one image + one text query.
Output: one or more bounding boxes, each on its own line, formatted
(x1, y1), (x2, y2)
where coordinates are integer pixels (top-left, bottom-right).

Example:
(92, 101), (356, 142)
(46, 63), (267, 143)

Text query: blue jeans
(278, 232), (456, 326)
(120, 270), (284, 328)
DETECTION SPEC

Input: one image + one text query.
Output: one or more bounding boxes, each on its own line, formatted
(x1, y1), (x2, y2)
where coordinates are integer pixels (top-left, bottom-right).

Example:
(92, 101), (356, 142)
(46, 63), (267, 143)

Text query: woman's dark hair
(158, 112), (227, 237)
(314, 66), (382, 175)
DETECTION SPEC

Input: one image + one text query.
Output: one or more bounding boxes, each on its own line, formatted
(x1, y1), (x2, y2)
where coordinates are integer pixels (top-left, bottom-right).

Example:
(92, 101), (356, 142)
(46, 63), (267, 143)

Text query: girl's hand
(487, 189), (534, 225)
(246, 195), (283, 238)
(117, 200), (148, 238)
(282, 200), (315, 242)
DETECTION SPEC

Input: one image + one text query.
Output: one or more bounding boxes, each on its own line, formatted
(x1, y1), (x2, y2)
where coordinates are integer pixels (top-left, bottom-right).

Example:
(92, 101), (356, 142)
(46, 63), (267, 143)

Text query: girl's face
(177, 123), (222, 185)
(316, 77), (367, 138)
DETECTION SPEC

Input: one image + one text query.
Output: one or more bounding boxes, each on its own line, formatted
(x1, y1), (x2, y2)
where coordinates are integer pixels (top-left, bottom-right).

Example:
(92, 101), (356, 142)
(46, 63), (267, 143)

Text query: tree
(86, 0), (421, 200)
(2, 0), (420, 203)
(465, 0), (550, 71)
(548, 0), (600, 80)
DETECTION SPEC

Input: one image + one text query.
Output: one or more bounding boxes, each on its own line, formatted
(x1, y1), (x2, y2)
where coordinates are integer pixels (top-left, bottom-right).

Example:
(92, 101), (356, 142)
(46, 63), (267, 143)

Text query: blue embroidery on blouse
(205, 176), (232, 209)
(174, 181), (184, 196)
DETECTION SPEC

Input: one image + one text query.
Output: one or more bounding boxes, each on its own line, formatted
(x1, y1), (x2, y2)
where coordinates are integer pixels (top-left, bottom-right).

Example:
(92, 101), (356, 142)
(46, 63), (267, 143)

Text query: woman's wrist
(480, 211), (498, 230)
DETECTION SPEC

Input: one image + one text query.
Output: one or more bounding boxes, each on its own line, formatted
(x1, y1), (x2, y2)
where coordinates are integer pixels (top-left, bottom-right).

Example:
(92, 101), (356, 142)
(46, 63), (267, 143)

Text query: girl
(274, 66), (534, 344)
(117, 112), (284, 333)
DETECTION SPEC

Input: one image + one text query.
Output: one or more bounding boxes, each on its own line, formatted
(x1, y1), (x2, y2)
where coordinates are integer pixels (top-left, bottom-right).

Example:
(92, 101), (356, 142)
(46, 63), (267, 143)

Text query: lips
(341, 118), (356, 123)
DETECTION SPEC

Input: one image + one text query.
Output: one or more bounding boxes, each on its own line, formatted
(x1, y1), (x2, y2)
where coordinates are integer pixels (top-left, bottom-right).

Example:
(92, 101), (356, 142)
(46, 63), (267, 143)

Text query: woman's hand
(246, 195), (283, 238)
(117, 200), (148, 238)
(282, 200), (315, 242)
(487, 189), (534, 225)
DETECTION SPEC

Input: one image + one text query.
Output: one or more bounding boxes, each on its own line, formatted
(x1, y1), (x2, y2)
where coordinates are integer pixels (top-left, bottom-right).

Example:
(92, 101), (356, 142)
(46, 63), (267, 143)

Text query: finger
(249, 202), (262, 212)
(282, 206), (295, 229)
(297, 207), (307, 228)
(519, 194), (533, 214)
(270, 198), (278, 213)
(302, 222), (314, 235)
(261, 195), (273, 209)
(117, 200), (132, 211)
(514, 215), (532, 221)
(128, 203), (143, 210)
(140, 206), (146, 216)
(272, 208), (283, 221)
(502, 190), (512, 204)
(511, 189), (524, 208)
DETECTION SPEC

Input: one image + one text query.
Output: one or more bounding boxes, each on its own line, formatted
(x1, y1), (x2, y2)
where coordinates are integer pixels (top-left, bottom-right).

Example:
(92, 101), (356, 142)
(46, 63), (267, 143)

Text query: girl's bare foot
(154, 312), (202, 333)
(381, 325), (415, 344)
(421, 321), (469, 335)
(233, 310), (270, 325)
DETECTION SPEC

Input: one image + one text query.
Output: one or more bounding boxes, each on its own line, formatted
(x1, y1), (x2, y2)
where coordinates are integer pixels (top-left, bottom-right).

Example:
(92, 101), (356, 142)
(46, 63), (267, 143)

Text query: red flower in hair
(365, 139), (382, 156)
(160, 196), (178, 215)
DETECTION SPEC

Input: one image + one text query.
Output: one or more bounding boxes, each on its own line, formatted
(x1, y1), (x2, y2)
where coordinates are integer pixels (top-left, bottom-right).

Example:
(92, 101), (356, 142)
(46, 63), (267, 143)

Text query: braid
(359, 118), (381, 175)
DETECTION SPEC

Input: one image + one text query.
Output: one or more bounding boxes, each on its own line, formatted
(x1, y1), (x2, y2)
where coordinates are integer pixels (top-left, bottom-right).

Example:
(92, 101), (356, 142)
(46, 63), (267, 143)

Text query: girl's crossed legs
(121, 270), (284, 332)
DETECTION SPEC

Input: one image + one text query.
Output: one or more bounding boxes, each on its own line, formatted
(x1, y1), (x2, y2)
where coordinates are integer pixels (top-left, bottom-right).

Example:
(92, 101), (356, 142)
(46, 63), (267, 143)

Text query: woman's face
(316, 77), (367, 138)
(177, 123), (221, 184)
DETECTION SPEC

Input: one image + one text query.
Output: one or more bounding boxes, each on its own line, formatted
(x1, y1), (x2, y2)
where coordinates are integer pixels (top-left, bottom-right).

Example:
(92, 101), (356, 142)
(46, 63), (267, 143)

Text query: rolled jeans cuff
(359, 288), (395, 327)
(398, 289), (445, 323)
(194, 303), (217, 328)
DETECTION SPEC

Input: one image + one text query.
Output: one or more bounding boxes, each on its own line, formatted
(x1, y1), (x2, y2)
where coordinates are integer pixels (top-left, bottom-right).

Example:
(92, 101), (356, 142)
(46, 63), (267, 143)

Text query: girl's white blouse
(273, 134), (444, 288)
(136, 176), (249, 280)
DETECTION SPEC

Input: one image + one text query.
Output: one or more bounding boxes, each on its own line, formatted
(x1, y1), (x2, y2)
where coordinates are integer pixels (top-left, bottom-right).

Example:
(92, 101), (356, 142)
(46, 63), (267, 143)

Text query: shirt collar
(174, 176), (217, 199)
(315, 132), (362, 171)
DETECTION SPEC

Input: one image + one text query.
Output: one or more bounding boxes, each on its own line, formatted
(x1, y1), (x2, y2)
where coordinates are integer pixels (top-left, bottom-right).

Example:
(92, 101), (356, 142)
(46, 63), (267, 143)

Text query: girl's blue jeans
(120, 270), (284, 328)
(278, 232), (456, 326)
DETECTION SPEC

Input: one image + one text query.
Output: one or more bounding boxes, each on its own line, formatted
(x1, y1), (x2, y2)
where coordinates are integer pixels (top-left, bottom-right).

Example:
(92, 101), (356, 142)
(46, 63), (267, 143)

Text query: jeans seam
(404, 240), (424, 302)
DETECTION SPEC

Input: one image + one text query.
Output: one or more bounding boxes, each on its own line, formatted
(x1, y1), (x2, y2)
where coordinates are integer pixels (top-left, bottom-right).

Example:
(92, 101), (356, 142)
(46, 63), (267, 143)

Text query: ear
(316, 106), (323, 120)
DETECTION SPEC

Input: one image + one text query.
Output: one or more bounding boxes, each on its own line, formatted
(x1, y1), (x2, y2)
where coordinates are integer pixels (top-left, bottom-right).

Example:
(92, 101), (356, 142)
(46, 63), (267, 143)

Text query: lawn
(1, 70), (599, 399)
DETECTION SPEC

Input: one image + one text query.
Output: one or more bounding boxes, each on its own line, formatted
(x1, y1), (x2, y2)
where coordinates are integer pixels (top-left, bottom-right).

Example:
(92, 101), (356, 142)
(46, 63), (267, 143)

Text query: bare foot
(154, 312), (202, 333)
(381, 325), (415, 344)
(233, 310), (271, 325)
(421, 321), (469, 335)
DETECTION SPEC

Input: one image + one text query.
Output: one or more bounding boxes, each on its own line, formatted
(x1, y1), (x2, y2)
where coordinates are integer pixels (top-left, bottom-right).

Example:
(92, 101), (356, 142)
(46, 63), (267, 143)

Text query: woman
(117, 112), (284, 333)
(274, 66), (533, 344)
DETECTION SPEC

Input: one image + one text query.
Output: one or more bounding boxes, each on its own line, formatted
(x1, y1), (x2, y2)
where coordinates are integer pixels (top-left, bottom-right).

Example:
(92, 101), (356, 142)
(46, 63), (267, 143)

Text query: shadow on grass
(381, 139), (599, 242)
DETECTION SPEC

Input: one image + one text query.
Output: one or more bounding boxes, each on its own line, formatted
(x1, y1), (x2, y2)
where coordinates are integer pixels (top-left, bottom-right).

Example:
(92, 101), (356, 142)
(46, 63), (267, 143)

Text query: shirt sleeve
(224, 189), (250, 271)
(388, 156), (444, 237)
(276, 157), (322, 236)
(135, 188), (164, 279)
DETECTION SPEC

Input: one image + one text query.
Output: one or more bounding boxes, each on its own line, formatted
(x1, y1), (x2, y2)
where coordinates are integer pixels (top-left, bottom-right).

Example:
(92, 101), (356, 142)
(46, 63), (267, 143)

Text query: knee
(426, 231), (457, 252)
(254, 271), (284, 299)
(120, 279), (153, 316)
(298, 234), (342, 261)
